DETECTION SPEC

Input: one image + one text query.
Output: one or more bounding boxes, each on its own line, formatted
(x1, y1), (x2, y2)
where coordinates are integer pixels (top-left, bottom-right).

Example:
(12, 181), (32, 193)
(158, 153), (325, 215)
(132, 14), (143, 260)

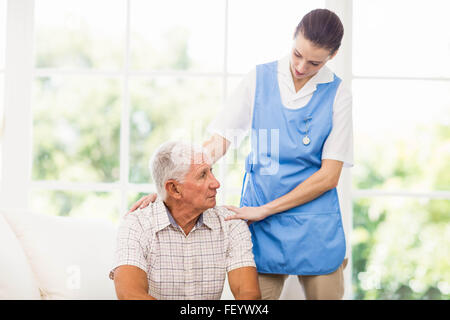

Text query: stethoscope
(302, 116), (312, 146)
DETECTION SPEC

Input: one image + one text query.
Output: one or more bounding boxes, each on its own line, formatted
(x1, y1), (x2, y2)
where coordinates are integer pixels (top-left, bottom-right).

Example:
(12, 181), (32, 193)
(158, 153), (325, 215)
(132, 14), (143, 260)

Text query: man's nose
(210, 176), (220, 189)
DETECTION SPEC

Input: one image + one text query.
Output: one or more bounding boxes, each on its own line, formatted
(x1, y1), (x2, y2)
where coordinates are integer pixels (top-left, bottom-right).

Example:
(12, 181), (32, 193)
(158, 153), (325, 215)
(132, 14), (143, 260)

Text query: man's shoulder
(204, 206), (235, 220)
(119, 202), (162, 233)
(204, 206), (248, 232)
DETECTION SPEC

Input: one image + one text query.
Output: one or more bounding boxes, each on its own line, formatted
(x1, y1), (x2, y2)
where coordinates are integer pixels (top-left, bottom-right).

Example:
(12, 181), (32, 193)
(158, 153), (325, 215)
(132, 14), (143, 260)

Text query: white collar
(278, 55), (334, 98)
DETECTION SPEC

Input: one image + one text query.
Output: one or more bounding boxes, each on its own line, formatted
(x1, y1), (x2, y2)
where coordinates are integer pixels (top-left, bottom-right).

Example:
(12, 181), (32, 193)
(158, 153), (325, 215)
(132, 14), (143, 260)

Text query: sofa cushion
(0, 211), (41, 299)
(2, 210), (118, 299)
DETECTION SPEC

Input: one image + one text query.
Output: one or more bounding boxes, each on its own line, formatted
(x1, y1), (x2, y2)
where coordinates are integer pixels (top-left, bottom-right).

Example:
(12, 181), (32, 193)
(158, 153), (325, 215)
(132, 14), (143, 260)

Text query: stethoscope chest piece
(302, 116), (312, 146)
(302, 135), (311, 146)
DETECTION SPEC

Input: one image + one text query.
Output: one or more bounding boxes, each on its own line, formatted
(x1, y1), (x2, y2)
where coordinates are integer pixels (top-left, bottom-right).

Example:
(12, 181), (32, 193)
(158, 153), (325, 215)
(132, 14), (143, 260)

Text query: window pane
(127, 192), (151, 210)
(0, 0), (5, 68)
(130, 0), (224, 72)
(220, 77), (253, 203)
(31, 189), (120, 222)
(221, 76), (247, 203)
(129, 77), (222, 184)
(353, 79), (450, 191)
(353, 0), (450, 78)
(227, 0), (325, 74)
(32, 76), (121, 182)
(225, 193), (242, 208)
(34, 0), (126, 70)
(353, 197), (450, 299)
(219, 134), (250, 198)
(226, 75), (244, 99)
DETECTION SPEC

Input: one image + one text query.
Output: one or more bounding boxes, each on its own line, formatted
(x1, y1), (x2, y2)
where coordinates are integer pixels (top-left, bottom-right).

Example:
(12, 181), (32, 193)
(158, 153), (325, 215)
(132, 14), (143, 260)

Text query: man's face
(178, 153), (220, 212)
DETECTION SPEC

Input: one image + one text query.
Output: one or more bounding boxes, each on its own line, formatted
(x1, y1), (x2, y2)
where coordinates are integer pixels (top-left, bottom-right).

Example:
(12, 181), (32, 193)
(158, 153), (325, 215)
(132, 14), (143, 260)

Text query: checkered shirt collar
(153, 198), (217, 232)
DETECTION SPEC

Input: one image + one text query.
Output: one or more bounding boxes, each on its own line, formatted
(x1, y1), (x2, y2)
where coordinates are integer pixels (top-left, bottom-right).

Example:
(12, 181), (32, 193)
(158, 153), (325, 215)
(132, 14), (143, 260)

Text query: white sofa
(0, 208), (303, 300)
(0, 208), (118, 299)
(0, 208), (240, 300)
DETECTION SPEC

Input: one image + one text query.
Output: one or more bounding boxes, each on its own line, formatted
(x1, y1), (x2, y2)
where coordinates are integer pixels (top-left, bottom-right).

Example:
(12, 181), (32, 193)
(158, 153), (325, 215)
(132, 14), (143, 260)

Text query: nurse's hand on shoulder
(223, 205), (270, 224)
(128, 193), (157, 214)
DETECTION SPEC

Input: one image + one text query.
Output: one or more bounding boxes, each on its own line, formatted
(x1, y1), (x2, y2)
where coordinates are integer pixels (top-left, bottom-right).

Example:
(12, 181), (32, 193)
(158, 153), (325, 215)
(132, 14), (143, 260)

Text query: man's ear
(165, 180), (182, 199)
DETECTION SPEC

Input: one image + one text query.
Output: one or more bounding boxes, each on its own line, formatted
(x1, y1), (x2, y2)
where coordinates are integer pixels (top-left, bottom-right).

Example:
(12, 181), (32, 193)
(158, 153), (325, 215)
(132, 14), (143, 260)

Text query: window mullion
(119, 0), (131, 217)
(0, 0), (35, 211)
(326, 0), (354, 300)
(353, 75), (450, 82)
(353, 189), (450, 199)
(218, 0), (229, 206)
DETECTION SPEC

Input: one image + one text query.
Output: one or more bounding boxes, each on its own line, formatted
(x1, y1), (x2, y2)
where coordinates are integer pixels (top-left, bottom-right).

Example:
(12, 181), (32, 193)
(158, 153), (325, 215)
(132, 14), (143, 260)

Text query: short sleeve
(109, 213), (149, 280)
(223, 212), (256, 272)
(322, 83), (354, 167)
(207, 68), (256, 149)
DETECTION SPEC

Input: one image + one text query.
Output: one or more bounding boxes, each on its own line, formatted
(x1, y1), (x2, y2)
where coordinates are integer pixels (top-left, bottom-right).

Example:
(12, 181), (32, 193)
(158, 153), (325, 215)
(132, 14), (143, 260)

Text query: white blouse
(208, 55), (354, 168)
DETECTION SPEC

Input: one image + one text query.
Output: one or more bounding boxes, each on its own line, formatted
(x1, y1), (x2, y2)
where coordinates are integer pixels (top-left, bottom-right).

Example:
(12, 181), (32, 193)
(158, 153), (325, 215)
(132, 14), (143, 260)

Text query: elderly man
(109, 141), (261, 300)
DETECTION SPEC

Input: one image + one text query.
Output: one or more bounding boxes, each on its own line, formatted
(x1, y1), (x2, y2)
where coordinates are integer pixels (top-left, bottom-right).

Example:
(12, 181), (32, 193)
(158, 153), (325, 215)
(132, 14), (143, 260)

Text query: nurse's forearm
(262, 170), (331, 215)
(261, 160), (343, 216)
(202, 134), (231, 164)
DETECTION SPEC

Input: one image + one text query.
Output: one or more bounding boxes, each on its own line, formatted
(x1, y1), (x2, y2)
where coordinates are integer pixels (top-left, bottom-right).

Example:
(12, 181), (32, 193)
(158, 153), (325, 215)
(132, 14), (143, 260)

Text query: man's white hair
(149, 141), (206, 200)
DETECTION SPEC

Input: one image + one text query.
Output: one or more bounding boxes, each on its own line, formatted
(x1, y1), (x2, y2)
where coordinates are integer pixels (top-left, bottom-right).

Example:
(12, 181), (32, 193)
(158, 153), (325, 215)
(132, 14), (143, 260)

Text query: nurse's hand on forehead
(223, 205), (270, 225)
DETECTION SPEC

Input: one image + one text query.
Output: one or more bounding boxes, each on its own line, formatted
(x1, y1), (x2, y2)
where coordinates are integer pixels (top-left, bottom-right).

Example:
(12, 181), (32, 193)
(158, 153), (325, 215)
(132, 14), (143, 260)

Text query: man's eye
(311, 62), (319, 66)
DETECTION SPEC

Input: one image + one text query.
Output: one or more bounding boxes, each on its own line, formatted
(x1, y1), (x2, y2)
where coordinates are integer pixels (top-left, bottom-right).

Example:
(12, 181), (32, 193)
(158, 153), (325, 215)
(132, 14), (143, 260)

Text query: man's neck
(164, 198), (202, 236)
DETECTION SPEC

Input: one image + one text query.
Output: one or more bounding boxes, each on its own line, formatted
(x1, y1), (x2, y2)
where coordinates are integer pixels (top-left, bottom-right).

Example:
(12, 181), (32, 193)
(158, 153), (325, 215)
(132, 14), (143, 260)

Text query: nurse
(130, 8), (353, 300)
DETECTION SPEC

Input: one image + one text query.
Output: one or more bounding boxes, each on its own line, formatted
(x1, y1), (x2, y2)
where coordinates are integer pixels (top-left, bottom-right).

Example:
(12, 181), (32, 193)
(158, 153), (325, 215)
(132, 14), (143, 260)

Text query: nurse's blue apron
(240, 61), (346, 275)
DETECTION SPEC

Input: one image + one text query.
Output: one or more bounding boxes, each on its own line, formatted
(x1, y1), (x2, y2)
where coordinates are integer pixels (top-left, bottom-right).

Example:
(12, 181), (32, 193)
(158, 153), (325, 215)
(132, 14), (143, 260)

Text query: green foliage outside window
(31, 24), (449, 300)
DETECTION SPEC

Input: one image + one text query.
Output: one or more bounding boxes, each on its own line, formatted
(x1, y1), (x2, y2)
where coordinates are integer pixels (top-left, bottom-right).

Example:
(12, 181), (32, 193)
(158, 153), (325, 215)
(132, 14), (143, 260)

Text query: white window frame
(332, 0), (450, 299)
(1, 0), (34, 210)
(0, 0), (5, 175)
(1, 0), (357, 212)
(1, 0), (354, 299)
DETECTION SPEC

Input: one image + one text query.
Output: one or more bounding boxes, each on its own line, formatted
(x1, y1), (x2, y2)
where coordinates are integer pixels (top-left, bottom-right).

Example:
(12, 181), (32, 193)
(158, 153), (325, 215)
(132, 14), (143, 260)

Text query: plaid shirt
(110, 199), (256, 300)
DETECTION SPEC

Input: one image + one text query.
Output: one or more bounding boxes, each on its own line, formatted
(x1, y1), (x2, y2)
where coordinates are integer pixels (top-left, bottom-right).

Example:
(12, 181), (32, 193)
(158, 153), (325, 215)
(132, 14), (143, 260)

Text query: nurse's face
(290, 32), (337, 81)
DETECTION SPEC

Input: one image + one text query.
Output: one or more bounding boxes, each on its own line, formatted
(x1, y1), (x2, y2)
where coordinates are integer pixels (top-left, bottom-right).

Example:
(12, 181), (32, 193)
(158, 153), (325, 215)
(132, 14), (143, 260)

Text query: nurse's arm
(225, 159), (343, 221)
(261, 159), (343, 217)
(202, 134), (231, 164)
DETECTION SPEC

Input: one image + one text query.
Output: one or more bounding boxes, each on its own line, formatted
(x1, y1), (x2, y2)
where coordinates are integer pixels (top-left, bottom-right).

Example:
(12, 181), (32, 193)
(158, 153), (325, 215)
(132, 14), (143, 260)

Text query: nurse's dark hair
(294, 9), (344, 55)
